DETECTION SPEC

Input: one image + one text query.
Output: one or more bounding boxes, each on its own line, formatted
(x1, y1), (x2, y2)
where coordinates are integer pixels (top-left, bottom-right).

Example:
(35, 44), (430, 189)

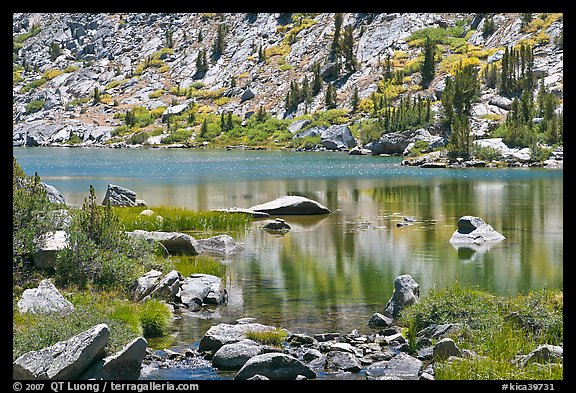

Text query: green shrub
(25, 99), (45, 113)
(400, 283), (563, 380)
(161, 129), (191, 144)
(54, 186), (158, 291)
(13, 158), (62, 285)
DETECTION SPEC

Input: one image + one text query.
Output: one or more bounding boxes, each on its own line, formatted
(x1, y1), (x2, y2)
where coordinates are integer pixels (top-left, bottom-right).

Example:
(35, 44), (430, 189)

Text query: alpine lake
(13, 146), (563, 380)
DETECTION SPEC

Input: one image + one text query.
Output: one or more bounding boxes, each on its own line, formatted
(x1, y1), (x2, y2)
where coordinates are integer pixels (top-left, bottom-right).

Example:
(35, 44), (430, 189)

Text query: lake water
(13, 147), (563, 380)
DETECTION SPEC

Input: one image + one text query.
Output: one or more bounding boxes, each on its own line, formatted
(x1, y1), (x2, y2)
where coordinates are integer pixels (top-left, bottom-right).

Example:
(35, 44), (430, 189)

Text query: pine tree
(195, 49), (208, 74)
(325, 83), (337, 109)
(213, 23), (226, 57)
(331, 13), (343, 61)
(341, 24), (358, 73)
(165, 30), (173, 49)
(351, 86), (359, 113)
(421, 36), (436, 87)
(312, 61), (322, 95)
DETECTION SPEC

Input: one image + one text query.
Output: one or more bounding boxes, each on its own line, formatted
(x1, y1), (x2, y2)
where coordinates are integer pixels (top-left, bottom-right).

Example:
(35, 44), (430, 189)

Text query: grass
(399, 283), (563, 380)
(245, 328), (288, 347)
(114, 206), (252, 234)
(172, 254), (226, 278)
(13, 288), (176, 360)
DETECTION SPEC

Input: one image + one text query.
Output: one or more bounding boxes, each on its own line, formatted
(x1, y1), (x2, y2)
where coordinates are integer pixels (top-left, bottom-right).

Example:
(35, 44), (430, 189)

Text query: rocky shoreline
(14, 273), (563, 381)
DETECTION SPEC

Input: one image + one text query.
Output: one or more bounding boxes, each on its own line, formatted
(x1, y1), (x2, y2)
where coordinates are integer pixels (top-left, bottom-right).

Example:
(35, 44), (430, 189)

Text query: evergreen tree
(331, 13), (343, 61)
(441, 63), (480, 159)
(312, 61), (322, 95)
(482, 15), (495, 38)
(195, 49), (208, 74)
(382, 54), (393, 81)
(213, 23), (226, 57)
(341, 24), (358, 73)
(325, 83), (337, 109)
(258, 45), (266, 63)
(199, 118), (209, 138)
(351, 86), (360, 113)
(49, 41), (62, 61)
(421, 36), (436, 87)
(165, 30), (174, 49)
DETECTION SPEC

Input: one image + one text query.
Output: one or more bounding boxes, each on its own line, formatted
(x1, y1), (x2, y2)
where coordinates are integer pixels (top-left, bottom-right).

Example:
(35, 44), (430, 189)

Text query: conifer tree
(421, 36), (436, 87)
(312, 61), (322, 95)
(341, 24), (358, 73)
(325, 83), (337, 109)
(331, 13), (343, 61)
(351, 86), (360, 113)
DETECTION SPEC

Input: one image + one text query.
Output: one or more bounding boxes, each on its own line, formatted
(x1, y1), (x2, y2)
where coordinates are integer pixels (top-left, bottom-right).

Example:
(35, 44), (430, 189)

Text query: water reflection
(13, 148), (563, 345)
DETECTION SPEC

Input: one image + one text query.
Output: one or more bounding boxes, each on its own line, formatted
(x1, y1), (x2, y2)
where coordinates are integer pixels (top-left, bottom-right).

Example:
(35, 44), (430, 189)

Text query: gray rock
(325, 351), (362, 373)
(179, 273), (227, 309)
(40, 182), (66, 205)
(32, 231), (69, 269)
(368, 312), (393, 329)
(131, 270), (163, 301)
(433, 338), (462, 361)
(288, 119), (310, 134)
(79, 337), (148, 380)
(263, 218), (291, 232)
(294, 126), (325, 139)
(235, 353), (316, 380)
(102, 184), (137, 207)
(383, 274), (420, 318)
(449, 216), (505, 245)
(517, 344), (563, 367)
(199, 322), (279, 353)
(212, 339), (264, 370)
(211, 207), (270, 218)
(13, 324), (110, 380)
(148, 270), (181, 302)
(250, 195), (331, 215)
(240, 88), (255, 102)
(320, 124), (357, 151)
(127, 230), (199, 255)
(17, 280), (75, 316)
(489, 95), (513, 110)
(365, 352), (423, 380)
(195, 235), (244, 257)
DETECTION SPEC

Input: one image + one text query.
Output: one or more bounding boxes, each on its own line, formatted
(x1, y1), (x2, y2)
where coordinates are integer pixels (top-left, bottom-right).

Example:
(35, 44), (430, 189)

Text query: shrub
(25, 99), (45, 113)
(13, 158), (62, 285)
(54, 186), (158, 291)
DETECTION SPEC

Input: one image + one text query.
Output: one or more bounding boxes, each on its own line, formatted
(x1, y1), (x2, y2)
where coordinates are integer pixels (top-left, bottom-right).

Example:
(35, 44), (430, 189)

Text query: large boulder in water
(249, 195), (330, 215)
(449, 216), (505, 245)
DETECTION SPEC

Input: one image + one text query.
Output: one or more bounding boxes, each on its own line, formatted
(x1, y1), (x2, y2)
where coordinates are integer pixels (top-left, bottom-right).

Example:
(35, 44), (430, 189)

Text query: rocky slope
(12, 12), (563, 161)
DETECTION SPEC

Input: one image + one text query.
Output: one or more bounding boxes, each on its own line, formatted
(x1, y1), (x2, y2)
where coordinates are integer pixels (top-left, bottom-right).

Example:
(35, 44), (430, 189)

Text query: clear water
(13, 147), (563, 380)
